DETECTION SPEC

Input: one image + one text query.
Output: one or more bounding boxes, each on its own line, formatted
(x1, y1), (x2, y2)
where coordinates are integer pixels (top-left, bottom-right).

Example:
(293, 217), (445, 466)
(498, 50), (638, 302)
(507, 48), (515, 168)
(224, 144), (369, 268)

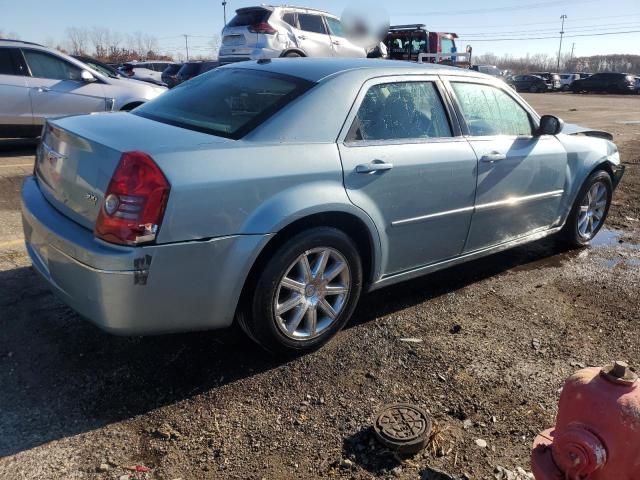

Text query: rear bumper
(21, 176), (270, 335)
(219, 48), (282, 64)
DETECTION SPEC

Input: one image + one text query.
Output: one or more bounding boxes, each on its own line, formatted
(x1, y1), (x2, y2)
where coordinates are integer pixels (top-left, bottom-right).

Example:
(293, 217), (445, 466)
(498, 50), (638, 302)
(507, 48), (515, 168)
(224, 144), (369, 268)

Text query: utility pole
(183, 34), (189, 60)
(557, 14), (567, 71)
(222, 1), (228, 25)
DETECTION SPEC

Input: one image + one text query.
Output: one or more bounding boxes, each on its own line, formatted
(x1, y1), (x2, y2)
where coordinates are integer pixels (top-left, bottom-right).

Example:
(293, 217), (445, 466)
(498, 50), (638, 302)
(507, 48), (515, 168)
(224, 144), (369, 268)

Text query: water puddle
(590, 228), (640, 250)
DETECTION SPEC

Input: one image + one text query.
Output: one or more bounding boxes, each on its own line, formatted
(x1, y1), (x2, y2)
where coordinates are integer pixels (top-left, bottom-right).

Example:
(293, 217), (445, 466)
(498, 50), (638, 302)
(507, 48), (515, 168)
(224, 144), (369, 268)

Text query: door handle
(356, 160), (393, 174)
(332, 40), (341, 45)
(35, 87), (51, 93)
(480, 152), (507, 163)
(297, 35), (307, 40)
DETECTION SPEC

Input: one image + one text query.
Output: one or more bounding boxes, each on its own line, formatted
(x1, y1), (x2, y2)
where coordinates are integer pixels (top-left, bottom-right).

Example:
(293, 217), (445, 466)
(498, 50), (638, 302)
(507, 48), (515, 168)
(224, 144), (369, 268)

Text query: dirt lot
(0, 93), (639, 480)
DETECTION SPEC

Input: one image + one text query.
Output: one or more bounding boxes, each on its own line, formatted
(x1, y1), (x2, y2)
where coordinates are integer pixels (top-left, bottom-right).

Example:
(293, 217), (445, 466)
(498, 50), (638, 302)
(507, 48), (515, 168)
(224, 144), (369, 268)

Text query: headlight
(607, 151), (620, 165)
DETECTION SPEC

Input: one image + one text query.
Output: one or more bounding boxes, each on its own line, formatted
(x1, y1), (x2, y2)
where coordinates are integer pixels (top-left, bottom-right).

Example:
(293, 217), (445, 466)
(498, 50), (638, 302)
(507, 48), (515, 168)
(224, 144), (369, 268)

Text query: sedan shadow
(0, 236), (574, 457)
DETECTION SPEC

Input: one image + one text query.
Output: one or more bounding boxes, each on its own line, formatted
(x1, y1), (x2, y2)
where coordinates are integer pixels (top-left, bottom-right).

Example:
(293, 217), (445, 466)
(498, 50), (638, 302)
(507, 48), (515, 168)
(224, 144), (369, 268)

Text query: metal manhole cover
(373, 403), (432, 454)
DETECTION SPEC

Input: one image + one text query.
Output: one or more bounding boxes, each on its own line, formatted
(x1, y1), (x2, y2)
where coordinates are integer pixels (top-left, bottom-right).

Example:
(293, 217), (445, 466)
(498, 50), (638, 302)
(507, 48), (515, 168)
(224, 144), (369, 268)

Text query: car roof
(221, 58), (486, 83)
(0, 39), (44, 47)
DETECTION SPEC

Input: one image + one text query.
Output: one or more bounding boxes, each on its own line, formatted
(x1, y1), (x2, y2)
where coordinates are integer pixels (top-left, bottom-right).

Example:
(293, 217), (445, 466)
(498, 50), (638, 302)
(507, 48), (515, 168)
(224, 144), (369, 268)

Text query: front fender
(556, 134), (620, 226)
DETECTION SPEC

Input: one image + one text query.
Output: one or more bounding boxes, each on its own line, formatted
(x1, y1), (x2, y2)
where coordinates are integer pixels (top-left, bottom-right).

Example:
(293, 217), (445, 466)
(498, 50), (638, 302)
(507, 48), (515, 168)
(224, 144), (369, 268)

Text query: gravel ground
(0, 93), (639, 480)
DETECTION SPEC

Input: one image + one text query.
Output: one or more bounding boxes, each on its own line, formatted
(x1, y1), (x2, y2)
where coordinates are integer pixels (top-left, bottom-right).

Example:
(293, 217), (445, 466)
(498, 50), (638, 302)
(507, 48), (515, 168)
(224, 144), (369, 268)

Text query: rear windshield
(164, 64), (182, 74)
(228, 8), (271, 26)
(134, 68), (314, 139)
(178, 63), (201, 75)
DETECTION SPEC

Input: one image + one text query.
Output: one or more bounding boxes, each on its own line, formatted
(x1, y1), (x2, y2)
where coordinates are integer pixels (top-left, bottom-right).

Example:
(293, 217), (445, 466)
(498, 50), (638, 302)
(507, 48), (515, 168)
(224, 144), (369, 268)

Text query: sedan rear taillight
(95, 151), (170, 245)
(249, 22), (277, 34)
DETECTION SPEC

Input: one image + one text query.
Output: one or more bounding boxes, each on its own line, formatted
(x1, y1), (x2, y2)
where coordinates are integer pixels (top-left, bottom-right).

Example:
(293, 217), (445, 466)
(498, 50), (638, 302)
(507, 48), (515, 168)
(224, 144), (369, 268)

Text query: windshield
(134, 68), (314, 139)
(85, 61), (118, 78)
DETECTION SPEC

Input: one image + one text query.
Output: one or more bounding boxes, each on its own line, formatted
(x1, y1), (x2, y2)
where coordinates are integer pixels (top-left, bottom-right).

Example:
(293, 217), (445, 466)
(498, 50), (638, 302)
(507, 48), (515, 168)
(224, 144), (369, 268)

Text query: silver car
(219, 5), (366, 64)
(21, 59), (624, 355)
(0, 39), (167, 138)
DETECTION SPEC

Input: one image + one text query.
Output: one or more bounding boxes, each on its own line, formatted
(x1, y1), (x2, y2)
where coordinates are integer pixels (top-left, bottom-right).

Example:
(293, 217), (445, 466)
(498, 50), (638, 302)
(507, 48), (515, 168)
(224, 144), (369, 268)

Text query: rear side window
(23, 50), (81, 80)
(134, 68), (314, 139)
(228, 9), (271, 26)
(298, 14), (327, 34)
(0, 48), (18, 75)
(346, 82), (452, 142)
(451, 82), (533, 137)
(282, 12), (297, 27)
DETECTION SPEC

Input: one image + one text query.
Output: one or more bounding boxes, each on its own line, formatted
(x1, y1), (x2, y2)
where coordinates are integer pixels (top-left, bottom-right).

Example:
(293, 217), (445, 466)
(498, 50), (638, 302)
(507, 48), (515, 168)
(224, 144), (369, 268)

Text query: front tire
(561, 170), (613, 247)
(237, 227), (363, 355)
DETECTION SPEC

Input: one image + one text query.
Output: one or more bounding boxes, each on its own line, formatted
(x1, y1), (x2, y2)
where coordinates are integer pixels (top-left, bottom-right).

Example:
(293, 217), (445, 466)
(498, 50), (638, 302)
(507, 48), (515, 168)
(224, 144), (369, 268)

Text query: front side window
(298, 14), (327, 34)
(134, 68), (314, 139)
(440, 37), (455, 53)
(325, 17), (344, 37)
(451, 82), (532, 137)
(23, 50), (81, 80)
(346, 81), (452, 142)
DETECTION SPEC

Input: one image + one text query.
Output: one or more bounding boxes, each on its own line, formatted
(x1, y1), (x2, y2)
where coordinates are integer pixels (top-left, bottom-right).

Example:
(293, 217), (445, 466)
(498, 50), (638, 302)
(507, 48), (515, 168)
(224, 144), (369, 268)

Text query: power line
(425, 12), (640, 29)
(463, 29), (640, 41)
(396, 0), (597, 16)
(459, 20), (640, 36)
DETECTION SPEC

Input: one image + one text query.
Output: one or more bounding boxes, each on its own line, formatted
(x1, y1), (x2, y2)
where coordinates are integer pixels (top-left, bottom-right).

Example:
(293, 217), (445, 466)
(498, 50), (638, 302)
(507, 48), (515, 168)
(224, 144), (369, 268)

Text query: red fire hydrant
(531, 361), (640, 479)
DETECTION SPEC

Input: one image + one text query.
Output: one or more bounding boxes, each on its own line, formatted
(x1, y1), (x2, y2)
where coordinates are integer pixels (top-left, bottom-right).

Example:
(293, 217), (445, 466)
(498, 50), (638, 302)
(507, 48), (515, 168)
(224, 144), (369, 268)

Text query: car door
(445, 78), (568, 252)
(0, 47), (33, 134)
(338, 77), (478, 275)
(324, 16), (366, 58)
(295, 13), (333, 57)
(21, 48), (106, 125)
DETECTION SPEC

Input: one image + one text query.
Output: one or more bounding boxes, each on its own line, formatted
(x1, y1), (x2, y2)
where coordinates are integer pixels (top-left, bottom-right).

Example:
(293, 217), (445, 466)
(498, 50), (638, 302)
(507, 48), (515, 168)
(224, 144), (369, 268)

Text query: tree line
(474, 52), (640, 74)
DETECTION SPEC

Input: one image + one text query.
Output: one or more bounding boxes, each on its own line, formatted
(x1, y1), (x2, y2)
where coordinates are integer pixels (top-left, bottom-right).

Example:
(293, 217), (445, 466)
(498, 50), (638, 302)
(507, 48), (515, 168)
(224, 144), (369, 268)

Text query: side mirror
(80, 70), (97, 83)
(537, 115), (564, 136)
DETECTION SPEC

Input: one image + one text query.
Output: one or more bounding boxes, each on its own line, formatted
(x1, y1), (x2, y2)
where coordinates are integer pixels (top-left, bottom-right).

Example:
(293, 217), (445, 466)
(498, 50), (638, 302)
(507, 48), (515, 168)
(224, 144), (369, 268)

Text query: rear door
(295, 13), (333, 57)
(445, 78), (568, 252)
(0, 47), (33, 133)
(22, 48), (107, 125)
(324, 16), (366, 58)
(338, 76), (478, 275)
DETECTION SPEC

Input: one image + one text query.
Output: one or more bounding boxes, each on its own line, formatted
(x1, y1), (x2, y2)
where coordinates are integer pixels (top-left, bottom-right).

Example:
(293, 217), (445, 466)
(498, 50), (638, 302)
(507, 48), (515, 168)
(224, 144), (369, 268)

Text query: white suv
(219, 5), (366, 64)
(0, 40), (167, 138)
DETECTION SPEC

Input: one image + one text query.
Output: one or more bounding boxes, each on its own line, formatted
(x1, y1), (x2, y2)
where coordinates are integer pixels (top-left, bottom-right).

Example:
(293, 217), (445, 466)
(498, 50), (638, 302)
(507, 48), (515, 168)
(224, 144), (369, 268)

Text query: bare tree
(65, 27), (89, 55)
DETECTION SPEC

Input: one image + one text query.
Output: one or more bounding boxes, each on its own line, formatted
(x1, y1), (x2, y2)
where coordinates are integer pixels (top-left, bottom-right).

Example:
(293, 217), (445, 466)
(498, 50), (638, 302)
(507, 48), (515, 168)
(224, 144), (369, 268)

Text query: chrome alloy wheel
(274, 247), (351, 340)
(577, 181), (608, 239)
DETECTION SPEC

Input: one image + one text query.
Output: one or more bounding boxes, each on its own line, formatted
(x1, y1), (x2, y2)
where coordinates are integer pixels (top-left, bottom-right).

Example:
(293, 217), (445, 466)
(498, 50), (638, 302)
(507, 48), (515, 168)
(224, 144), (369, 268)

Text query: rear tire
(560, 170), (613, 247)
(237, 227), (363, 355)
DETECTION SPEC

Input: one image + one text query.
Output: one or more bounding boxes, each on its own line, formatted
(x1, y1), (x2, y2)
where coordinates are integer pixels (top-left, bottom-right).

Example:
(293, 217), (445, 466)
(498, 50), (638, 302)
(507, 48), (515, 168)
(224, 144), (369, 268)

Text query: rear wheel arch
(237, 211), (377, 316)
(280, 49), (306, 58)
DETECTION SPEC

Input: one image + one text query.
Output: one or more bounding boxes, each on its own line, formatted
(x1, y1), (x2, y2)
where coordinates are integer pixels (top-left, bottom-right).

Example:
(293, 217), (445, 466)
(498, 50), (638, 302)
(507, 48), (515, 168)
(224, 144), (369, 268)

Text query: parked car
(559, 73), (580, 91)
(72, 55), (123, 78)
(160, 63), (182, 88)
(175, 61), (219, 85)
(119, 61), (175, 85)
(0, 39), (167, 138)
(22, 58), (624, 354)
(471, 65), (503, 77)
(508, 74), (548, 93)
(571, 72), (636, 94)
(219, 5), (366, 64)
(530, 72), (562, 91)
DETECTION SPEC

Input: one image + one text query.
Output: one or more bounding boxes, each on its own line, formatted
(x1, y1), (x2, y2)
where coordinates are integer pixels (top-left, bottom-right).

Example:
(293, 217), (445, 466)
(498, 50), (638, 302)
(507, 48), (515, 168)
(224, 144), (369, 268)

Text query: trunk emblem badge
(85, 193), (98, 204)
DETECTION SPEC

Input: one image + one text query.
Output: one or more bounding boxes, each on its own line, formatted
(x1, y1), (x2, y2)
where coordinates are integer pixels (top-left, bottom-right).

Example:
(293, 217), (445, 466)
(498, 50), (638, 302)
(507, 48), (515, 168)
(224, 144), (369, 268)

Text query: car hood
(563, 123), (613, 141)
(104, 75), (167, 95)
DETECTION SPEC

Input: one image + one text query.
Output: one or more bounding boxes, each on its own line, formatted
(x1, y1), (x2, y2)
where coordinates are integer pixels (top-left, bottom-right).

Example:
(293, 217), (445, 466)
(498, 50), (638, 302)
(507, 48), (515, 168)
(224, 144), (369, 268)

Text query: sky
(3, 0), (640, 59)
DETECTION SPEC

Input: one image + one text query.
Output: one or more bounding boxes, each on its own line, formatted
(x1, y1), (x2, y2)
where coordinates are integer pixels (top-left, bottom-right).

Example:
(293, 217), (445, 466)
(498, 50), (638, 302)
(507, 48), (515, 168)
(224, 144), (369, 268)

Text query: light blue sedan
(21, 58), (624, 354)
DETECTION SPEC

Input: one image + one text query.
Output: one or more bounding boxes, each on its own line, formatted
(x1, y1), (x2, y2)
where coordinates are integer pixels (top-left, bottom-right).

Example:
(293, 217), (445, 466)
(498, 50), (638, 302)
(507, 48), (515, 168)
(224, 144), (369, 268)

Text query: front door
(21, 48), (106, 125)
(295, 13), (333, 57)
(446, 79), (568, 252)
(338, 77), (478, 275)
(324, 16), (366, 58)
